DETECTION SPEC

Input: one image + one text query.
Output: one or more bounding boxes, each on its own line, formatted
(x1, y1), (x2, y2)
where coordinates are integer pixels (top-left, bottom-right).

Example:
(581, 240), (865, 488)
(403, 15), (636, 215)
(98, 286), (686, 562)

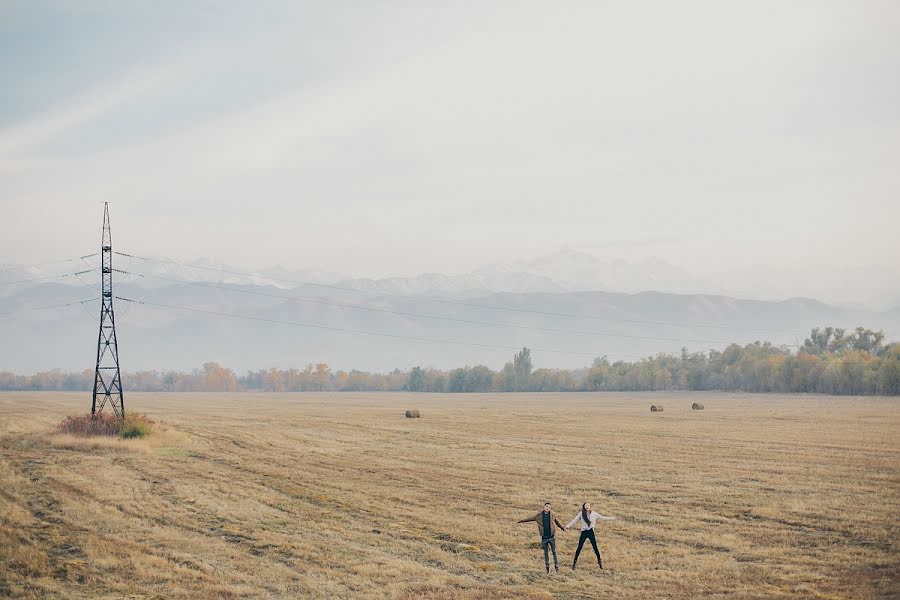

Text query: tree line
(1, 326), (897, 396)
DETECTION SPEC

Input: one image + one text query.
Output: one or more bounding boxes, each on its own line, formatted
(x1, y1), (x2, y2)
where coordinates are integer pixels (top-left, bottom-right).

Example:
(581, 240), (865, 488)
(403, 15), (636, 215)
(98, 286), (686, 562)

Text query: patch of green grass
(120, 414), (154, 439)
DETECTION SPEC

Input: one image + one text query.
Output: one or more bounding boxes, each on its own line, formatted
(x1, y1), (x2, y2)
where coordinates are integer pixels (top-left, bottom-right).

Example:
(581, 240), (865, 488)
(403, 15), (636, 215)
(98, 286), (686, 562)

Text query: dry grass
(0, 392), (898, 599)
(46, 425), (186, 454)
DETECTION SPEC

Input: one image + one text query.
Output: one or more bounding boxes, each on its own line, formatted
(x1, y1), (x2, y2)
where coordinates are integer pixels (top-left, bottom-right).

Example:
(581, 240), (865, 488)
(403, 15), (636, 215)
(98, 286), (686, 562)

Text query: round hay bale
(650, 405), (663, 412)
(692, 403), (704, 410)
(405, 409), (421, 418)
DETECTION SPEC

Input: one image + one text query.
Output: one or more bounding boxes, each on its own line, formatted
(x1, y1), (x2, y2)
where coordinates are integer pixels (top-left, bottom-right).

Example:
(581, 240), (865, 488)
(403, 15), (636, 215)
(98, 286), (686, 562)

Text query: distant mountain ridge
(2, 249), (898, 372)
(4, 249), (897, 309)
(1, 278), (897, 373)
(474, 250), (703, 294)
(334, 250), (703, 297)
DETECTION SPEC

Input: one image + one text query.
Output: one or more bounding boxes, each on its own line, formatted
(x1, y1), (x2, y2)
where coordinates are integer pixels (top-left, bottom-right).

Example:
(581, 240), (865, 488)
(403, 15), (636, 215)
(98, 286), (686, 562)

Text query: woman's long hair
(581, 502), (591, 526)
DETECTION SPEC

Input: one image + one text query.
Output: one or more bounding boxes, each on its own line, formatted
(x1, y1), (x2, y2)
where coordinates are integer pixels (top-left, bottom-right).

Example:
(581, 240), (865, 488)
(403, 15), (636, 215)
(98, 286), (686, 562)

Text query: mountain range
(1, 249), (897, 373)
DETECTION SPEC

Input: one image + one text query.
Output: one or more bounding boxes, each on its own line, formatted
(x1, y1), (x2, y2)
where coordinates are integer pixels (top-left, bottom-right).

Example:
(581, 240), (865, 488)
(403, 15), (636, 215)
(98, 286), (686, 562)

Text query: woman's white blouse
(566, 510), (616, 531)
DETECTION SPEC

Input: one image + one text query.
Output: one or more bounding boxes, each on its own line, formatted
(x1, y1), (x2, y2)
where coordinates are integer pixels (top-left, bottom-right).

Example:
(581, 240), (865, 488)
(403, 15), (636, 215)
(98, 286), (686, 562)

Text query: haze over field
(2, 253), (900, 373)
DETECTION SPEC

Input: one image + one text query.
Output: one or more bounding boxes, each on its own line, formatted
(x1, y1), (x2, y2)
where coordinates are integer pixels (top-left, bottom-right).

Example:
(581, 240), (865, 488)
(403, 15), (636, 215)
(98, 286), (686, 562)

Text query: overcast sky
(1, 2), (898, 288)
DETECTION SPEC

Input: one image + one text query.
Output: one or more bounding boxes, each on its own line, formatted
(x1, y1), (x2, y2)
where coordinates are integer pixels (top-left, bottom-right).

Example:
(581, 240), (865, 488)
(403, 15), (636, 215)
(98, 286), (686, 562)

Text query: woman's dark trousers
(573, 529), (601, 566)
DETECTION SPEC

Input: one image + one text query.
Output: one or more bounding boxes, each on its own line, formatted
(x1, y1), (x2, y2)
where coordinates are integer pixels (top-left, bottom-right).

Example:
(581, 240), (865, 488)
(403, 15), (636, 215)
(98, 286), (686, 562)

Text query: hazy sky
(2, 1), (899, 283)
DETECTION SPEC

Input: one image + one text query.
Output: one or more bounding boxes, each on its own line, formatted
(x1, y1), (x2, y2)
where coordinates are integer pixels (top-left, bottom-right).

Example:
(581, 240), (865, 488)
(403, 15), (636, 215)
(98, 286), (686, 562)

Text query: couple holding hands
(517, 501), (615, 575)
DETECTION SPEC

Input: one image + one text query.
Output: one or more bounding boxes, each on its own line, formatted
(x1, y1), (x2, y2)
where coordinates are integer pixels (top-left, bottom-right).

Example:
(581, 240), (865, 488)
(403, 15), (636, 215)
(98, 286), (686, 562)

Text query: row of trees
(1, 327), (897, 396)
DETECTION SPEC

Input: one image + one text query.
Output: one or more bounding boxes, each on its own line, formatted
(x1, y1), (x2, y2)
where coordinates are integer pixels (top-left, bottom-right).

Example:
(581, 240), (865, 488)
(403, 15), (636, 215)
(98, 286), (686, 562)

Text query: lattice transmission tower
(91, 202), (124, 417)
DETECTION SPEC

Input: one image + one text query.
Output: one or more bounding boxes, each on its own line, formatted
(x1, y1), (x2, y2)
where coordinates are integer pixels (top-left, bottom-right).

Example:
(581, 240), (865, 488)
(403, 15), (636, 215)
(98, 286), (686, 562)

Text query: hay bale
(405, 410), (421, 419)
(650, 405), (664, 412)
(692, 403), (704, 410)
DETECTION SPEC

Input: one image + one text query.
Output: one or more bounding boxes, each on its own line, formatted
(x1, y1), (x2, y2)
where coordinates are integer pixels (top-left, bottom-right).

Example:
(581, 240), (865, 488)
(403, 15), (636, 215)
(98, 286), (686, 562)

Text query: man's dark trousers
(541, 536), (559, 571)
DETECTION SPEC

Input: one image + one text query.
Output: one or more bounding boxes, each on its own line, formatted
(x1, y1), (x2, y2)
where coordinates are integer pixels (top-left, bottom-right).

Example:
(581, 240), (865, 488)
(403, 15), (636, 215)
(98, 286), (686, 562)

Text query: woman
(565, 501), (616, 569)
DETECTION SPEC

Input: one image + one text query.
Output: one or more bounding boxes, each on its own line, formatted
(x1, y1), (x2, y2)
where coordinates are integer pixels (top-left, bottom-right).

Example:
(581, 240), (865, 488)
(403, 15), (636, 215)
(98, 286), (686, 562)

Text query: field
(1, 392), (898, 599)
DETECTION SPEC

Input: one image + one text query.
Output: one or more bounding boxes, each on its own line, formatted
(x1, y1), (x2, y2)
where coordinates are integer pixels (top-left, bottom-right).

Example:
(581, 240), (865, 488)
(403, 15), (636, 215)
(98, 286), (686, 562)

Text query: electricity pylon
(91, 202), (124, 417)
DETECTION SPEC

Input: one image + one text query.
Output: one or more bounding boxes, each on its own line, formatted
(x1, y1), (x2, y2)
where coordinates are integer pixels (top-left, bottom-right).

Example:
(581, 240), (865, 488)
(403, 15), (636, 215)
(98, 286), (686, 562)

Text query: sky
(1, 1), (899, 292)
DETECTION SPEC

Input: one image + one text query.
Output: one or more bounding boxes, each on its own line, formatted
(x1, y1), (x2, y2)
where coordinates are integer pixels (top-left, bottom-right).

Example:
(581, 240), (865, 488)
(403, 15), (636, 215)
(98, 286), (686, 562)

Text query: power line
(0, 297), (99, 318)
(114, 251), (796, 334)
(115, 295), (643, 359)
(0, 255), (100, 322)
(0, 253), (99, 274)
(113, 268), (803, 348)
(0, 270), (94, 288)
(70, 271), (103, 323)
(114, 296), (896, 367)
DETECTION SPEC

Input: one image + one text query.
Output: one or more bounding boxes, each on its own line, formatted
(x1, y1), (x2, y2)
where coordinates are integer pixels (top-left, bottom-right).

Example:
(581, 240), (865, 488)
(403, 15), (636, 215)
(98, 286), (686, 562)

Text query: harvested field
(1, 392), (898, 599)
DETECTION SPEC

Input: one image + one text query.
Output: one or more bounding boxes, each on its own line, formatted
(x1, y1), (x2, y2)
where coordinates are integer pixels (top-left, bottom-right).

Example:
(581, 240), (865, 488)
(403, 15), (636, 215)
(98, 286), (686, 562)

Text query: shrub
(121, 413), (154, 438)
(56, 413), (122, 437)
(55, 413), (154, 438)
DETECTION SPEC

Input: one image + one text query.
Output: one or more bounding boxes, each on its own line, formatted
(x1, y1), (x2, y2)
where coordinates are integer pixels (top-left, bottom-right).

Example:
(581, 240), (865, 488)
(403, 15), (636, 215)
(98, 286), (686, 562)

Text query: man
(517, 502), (567, 575)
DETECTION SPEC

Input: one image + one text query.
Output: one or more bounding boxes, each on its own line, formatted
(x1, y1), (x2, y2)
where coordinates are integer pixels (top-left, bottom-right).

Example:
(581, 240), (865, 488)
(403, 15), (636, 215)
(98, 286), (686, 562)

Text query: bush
(55, 413), (154, 438)
(56, 413), (122, 437)
(121, 413), (154, 438)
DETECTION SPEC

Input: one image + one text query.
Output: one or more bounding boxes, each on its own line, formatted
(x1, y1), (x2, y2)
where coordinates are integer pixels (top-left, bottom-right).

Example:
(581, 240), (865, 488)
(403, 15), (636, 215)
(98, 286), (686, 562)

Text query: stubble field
(0, 392), (897, 599)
